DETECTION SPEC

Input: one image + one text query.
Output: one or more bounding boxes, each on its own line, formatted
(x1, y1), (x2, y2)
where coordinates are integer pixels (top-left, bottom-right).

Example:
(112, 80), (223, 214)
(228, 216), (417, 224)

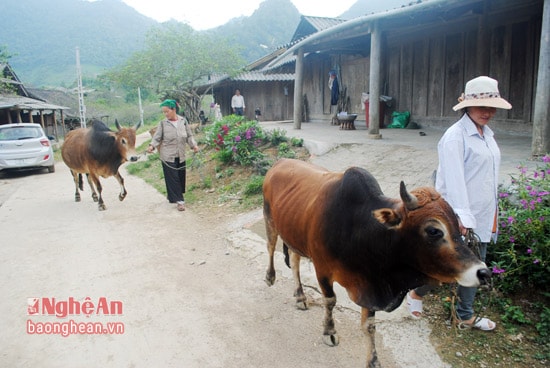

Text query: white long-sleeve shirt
(231, 94), (245, 109)
(435, 113), (500, 242)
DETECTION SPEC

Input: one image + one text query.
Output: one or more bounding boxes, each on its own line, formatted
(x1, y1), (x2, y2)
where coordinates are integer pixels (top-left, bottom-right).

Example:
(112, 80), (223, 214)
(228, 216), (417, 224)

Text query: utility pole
(138, 87), (144, 127)
(76, 47), (86, 128)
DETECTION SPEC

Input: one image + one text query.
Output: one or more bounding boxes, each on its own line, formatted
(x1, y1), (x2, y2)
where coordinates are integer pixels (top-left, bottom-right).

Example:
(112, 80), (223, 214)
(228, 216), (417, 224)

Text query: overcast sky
(120, 0), (357, 30)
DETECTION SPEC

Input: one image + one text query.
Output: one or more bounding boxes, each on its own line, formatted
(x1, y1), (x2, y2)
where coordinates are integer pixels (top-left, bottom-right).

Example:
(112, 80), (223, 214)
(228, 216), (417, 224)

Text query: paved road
(0, 122), (536, 368)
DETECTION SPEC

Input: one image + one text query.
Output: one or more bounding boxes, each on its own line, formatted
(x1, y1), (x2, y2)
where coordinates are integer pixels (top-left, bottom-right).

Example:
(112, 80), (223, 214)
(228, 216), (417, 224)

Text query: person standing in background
(231, 89), (245, 116)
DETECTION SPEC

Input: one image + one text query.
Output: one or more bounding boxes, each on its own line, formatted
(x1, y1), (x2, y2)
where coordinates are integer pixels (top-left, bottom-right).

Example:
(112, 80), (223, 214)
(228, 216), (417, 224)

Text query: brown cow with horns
(61, 119), (141, 211)
(263, 159), (490, 367)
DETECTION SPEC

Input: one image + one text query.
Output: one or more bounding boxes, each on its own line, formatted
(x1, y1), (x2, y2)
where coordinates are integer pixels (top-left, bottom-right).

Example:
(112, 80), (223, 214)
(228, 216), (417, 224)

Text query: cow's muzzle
(477, 267), (491, 285)
(130, 156), (139, 162)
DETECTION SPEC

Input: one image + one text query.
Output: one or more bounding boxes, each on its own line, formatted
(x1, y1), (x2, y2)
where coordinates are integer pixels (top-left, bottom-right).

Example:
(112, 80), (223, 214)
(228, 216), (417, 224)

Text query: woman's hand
(147, 144), (154, 154)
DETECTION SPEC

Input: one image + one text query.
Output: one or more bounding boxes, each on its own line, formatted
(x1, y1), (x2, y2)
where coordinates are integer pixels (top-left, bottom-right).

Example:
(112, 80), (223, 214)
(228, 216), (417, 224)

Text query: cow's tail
(78, 173), (84, 191)
(283, 244), (290, 268)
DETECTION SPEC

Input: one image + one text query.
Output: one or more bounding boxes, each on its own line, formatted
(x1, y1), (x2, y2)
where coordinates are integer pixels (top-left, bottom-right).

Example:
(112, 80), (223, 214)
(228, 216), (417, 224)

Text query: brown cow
(263, 158), (490, 367)
(61, 119), (141, 211)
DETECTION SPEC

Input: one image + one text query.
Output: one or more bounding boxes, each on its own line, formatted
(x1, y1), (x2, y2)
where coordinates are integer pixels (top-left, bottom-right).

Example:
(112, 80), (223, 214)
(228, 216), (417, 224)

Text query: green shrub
(203, 116), (267, 167)
(244, 175), (264, 196)
(267, 128), (288, 145)
(489, 155), (549, 293)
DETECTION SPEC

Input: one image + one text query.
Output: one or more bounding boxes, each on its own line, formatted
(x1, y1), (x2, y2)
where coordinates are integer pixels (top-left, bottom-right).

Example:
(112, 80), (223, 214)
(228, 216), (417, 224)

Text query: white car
(0, 123), (55, 173)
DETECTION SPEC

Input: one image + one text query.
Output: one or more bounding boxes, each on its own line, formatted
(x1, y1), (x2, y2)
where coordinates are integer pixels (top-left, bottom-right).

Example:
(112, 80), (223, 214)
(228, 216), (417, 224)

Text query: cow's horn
(115, 119), (122, 131)
(133, 119), (142, 130)
(400, 181), (419, 210)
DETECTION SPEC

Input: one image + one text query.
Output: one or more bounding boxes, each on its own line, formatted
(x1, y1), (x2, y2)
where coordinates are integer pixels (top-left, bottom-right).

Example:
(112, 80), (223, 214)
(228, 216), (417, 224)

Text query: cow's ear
(372, 208), (402, 227)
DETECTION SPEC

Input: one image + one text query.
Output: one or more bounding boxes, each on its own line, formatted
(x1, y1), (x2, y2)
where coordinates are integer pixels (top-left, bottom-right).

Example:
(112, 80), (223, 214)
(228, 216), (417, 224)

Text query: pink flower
(527, 248), (532, 254)
(492, 266), (505, 274)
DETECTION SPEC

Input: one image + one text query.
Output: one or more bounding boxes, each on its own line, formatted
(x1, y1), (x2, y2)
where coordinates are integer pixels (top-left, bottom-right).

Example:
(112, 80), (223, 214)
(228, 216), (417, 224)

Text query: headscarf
(160, 99), (177, 110)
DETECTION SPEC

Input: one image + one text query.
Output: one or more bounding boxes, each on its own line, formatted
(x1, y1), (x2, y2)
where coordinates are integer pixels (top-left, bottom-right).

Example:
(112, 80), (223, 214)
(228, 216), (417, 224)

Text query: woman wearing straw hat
(407, 76), (512, 331)
(147, 99), (199, 211)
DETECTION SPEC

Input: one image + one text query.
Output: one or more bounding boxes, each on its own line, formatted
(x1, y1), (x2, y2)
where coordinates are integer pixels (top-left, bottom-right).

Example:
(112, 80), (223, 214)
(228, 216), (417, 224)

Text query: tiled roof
(0, 94), (70, 111)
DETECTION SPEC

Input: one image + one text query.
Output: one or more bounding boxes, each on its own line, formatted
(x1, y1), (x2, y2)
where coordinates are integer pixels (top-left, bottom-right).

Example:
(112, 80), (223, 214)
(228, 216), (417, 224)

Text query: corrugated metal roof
(0, 94), (70, 111)
(233, 72), (294, 82)
(291, 16), (347, 43)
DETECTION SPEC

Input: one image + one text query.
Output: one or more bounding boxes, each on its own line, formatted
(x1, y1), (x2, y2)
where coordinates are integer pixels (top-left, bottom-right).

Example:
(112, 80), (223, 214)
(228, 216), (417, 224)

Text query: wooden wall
(213, 80), (294, 122)
(300, 2), (542, 134)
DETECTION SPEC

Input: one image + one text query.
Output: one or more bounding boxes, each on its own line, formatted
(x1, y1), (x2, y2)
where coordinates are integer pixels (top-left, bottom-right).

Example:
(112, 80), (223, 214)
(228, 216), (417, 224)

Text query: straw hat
(452, 76), (512, 111)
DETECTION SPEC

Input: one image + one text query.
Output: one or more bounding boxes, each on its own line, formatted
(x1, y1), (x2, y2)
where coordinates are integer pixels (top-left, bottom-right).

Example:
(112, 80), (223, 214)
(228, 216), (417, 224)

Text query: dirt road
(0, 158), (450, 367)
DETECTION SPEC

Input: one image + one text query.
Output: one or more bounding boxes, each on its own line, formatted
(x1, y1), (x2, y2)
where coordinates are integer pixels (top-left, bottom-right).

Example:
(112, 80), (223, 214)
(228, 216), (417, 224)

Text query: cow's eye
(425, 226), (443, 239)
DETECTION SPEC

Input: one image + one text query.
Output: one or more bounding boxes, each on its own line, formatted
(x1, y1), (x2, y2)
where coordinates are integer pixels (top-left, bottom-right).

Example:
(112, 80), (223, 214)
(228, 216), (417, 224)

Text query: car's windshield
(0, 127), (43, 141)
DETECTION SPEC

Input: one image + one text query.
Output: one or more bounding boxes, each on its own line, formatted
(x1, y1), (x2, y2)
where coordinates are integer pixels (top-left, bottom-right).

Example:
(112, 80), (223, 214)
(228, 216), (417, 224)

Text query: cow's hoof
(295, 300), (308, 310)
(322, 333), (339, 347)
(75, 197), (81, 202)
(92, 195), (99, 202)
(119, 194), (126, 201)
(98, 204), (106, 211)
(265, 271), (276, 286)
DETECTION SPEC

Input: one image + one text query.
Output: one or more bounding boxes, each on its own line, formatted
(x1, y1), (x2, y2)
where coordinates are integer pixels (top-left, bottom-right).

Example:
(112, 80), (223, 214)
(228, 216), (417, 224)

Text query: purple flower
(533, 259), (540, 264)
(232, 146), (237, 152)
(509, 236), (515, 243)
(507, 216), (515, 224)
(542, 155), (550, 163)
(234, 135), (241, 143)
(527, 248), (532, 254)
(526, 185), (532, 190)
(518, 166), (527, 174)
(526, 218), (532, 224)
(492, 266), (505, 274)
(499, 192), (509, 198)
(529, 190), (537, 196)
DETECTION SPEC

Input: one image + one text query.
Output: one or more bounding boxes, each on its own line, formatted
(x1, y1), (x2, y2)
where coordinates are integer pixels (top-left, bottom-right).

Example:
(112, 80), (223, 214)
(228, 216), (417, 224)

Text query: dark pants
(234, 107), (244, 116)
(162, 158), (186, 203)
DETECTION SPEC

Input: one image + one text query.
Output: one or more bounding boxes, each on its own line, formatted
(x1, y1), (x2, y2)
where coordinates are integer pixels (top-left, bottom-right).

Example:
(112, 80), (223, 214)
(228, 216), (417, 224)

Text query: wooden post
(60, 110), (66, 137)
(293, 48), (304, 130)
(532, 0), (550, 156)
(52, 110), (58, 140)
(40, 110), (45, 129)
(368, 22), (382, 139)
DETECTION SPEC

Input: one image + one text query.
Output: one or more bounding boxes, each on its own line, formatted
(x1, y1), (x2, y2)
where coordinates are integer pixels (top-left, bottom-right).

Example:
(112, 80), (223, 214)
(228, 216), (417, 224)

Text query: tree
(106, 22), (245, 120)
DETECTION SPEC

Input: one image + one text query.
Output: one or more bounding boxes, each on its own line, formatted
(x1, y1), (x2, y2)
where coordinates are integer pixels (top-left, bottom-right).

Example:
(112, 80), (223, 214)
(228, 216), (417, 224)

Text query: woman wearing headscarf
(407, 76), (512, 331)
(147, 99), (199, 211)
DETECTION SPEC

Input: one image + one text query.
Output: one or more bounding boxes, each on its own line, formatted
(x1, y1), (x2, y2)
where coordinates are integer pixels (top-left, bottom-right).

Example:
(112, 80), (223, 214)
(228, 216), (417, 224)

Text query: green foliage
(502, 305), (530, 325)
(105, 22), (245, 116)
(243, 176), (265, 196)
(277, 142), (295, 159)
(536, 305), (550, 341)
(203, 116), (268, 167)
(267, 128), (288, 145)
(488, 155), (550, 293)
(290, 137), (304, 147)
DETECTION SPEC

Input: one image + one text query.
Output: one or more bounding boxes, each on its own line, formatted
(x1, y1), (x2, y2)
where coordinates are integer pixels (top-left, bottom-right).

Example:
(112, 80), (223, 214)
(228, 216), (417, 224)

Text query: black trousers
(162, 158), (186, 203)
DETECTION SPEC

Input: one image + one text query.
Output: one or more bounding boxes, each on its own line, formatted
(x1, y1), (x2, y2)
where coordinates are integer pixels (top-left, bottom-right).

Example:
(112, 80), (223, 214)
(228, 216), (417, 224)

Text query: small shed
(0, 63), (69, 139)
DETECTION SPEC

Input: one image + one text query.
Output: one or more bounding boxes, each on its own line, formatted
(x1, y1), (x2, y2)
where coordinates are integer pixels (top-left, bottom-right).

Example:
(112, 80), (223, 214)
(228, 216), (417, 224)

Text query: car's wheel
(47, 165), (55, 173)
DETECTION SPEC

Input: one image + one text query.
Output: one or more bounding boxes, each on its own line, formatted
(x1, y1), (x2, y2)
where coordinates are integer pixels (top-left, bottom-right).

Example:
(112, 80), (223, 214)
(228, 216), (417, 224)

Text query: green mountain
(0, 0), (156, 87)
(0, 0), (300, 88)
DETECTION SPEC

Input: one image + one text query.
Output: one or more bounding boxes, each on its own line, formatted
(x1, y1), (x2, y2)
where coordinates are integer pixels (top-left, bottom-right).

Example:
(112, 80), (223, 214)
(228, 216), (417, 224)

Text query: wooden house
(0, 63), (69, 139)
(202, 0), (549, 156)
